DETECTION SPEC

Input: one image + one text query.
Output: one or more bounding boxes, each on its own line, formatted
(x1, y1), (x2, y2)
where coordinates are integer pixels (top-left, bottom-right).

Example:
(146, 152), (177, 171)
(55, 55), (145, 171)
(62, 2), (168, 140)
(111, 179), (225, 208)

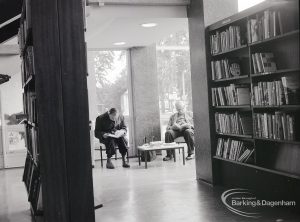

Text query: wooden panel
(56, 0), (95, 221)
(31, 0), (95, 221)
(187, 0), (214, 183)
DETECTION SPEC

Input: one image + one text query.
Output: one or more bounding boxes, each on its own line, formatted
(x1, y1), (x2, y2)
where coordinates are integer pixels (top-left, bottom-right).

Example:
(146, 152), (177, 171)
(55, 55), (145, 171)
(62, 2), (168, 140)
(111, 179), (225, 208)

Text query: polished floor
(1, 154), (299, 222)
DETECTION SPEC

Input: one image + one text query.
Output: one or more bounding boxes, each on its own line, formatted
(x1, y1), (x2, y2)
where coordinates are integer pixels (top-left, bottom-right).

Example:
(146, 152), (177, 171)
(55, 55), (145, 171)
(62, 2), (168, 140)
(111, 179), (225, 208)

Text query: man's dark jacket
(94, 112), (127, 141)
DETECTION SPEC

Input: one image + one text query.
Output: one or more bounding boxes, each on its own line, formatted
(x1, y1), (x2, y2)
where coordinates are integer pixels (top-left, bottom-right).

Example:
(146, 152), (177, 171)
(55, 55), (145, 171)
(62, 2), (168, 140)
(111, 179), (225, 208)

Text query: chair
(98, 143), (129, 167)
(174, 136), (186, 154)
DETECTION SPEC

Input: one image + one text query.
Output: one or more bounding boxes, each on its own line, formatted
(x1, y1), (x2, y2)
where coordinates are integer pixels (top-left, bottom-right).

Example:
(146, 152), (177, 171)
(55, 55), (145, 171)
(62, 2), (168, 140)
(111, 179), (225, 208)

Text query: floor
(0, 153), (299, 222)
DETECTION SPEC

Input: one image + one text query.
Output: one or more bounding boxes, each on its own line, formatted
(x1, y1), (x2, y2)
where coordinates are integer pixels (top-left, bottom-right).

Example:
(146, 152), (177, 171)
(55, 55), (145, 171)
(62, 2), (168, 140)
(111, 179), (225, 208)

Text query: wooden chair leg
(115, 149), (117, 160)
(100, 146), (103, 168)
(127, 150), (129, 162)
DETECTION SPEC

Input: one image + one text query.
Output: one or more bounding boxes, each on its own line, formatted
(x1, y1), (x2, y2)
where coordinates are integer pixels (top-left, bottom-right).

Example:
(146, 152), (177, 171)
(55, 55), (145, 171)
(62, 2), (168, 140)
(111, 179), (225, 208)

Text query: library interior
(0, 0), (299, 222)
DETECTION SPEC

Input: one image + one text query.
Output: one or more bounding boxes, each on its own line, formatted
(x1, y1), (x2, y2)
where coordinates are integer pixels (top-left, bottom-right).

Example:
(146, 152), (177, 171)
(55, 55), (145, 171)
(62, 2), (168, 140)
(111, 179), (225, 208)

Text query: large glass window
(156, 30), (193, 139)
(87, 50), (133, 153)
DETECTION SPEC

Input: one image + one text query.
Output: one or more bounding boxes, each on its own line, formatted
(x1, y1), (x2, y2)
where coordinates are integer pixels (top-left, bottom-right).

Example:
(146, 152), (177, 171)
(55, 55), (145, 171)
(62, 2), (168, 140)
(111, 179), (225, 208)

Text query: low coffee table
(137, 143), (185, 169)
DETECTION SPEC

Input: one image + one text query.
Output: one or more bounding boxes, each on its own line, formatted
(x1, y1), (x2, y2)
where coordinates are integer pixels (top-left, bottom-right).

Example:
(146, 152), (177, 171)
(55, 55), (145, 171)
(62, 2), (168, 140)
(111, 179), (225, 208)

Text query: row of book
(21, 46), (35, 84)
(252, 77), (300, 106)
(216, 138), (254, 163)
(252, 52), (277, 73)
(210, 26), (242, 55)
(247, 10), (283, 43)
(25, 126), (39, 163)
(23, 155), (43, 213)
(215, 112), (253, 135)
(18, 20), (29, 53)
(211, 58), (241, 80)
(212, 85), (250, 106)
(18, 0), (32, 53)
(253, 112), (296, 141)
(23, 92), (37, 124)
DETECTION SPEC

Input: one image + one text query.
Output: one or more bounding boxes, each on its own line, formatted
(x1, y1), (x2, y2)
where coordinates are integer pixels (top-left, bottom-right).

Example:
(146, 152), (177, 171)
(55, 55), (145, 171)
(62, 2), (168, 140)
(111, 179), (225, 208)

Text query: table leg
(138, 150), (141, 166)
(144, 151), (148, 169)
(173, 149), (176, 162)
(182, 147), (185, 165)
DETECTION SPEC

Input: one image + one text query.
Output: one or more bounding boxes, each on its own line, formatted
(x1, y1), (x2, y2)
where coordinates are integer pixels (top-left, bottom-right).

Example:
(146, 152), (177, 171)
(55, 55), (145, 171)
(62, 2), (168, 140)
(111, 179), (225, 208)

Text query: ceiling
(86, 5), (188, 49)
(0, 0), (22, 43)
(0, 3), (189, 77)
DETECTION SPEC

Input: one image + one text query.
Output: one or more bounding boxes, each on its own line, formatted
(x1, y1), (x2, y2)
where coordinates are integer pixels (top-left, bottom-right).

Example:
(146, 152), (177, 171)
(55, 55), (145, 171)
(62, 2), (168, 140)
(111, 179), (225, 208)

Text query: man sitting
(163, 101), (195, 161)
(94, 108), (130, 169)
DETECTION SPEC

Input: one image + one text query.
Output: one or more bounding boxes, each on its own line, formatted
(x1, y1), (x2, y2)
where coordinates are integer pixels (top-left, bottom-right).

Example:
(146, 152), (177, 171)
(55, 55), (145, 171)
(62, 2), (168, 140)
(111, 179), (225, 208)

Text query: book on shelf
(215, 112), (253, 135)
(23, 154), (43, 213)
(211, 58), (241, 80)
(210, 25), (243, 55)
(281, 76), (300, 105)
(251, 52), (277, 74)
(216, 138), (254, 163)
(23, 92), (37, 123)
(254, 112), (296, 141)
(247, 10), (283, 43)
(25, 126), (39, 163)
(252, 80), (283, 106)
(212, 84), (250, 106)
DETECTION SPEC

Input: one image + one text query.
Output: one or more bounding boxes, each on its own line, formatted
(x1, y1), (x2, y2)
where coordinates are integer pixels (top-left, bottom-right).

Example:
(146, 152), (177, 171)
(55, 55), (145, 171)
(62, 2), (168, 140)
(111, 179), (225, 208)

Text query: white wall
(203, 0), (238, 26)
(0, 55), (22, 169)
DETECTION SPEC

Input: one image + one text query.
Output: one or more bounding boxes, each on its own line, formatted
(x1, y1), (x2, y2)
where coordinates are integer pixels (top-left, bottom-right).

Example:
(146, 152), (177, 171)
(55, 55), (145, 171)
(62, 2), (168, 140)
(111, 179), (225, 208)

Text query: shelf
(250, 68), (300, 79)
(213, 156), (300, 180)
(254, 137), (300, 145)
(27, 150), (38, 167)
(216, 132), (253, 140)
(212, 75), (249, 83)
(23, 75), (35, 88)
(249, 30), (299, 46)
(20, 29), (33, 57)
(213, 105), (251, 110)
(211, 45), (247, 57)
(26, 121), (37, 128)
(253, 105), (300, 111)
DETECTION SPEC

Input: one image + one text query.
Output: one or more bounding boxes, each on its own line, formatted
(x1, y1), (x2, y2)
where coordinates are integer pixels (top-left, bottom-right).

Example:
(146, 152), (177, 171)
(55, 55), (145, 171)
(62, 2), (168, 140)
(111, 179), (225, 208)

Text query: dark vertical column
(32, 0), (95, 221)
(129, 45), (161, 151)
(187, 0), (214, 183)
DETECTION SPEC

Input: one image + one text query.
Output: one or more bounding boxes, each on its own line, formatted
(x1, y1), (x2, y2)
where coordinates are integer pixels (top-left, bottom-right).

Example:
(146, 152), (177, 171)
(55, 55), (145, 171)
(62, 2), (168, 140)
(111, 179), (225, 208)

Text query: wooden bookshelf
(249, 29), (299, 46)
(206, 0), (300, 201)
(213, 105), (251, 110)
(19, 0), (43, 218)
(216, 132), (253, 140)
(213, 156), (300, 180)
(212, 75), (249, 83)
(19, 0), (95, 221)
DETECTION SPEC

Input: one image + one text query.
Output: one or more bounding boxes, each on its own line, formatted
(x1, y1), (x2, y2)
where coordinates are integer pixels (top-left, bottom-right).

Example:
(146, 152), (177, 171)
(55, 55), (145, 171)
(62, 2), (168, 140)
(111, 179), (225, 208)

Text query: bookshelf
(18, 0), (96, 221)
(206, 0), (300, 197)
(18, 0), (43, 218)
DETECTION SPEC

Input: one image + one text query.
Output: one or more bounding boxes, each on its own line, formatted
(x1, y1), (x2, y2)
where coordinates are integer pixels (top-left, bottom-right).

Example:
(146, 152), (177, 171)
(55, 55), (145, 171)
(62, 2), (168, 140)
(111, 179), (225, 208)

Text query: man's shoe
(106, 161), (115, 169)
(186, 154), (195, 160)
(163, 156), (173, 161)
(122, 162), (130, 168)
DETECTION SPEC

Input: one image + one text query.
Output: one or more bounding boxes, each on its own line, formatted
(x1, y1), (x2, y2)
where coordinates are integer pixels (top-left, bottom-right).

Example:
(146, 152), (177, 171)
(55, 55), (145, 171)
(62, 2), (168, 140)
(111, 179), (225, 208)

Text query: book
(211, 58), (241, 80)
(248, 10), (283, 43)
(210, 25), (243, 55)
(106, 130), (126, 138)
(251, 52), (277, 74)
(254, 112), (296, 140)
(281, 76), (300, 105)
(212, 84), (250, 106)
(215, 112), (253, 135)
(252, 80), (285, 106)
(216, 138), (254, 163)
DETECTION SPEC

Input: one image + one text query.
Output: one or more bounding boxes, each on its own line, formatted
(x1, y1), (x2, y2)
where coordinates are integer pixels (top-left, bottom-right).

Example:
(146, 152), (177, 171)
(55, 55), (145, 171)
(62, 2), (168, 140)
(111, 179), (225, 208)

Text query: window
(156, 30), (193, 139)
